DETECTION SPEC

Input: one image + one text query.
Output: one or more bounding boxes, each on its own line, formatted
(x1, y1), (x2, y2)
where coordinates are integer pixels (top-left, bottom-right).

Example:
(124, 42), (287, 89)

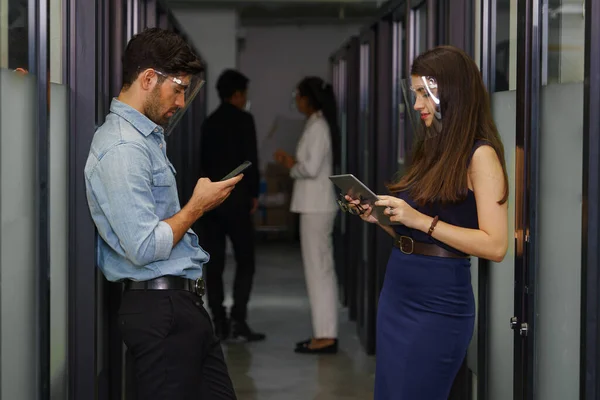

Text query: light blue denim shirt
(85, 99), (208, 282)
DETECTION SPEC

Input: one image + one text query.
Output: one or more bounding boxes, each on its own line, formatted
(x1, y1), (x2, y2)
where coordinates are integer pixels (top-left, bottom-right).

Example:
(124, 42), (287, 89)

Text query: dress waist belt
(394, 236), (469, 259)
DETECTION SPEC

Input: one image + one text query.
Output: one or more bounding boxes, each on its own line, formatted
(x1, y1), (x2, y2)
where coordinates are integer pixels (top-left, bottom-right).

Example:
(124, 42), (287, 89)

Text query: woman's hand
(375, 195), (429, 230)
(344, 195), (378, 224)
(273, 149), (296, 169)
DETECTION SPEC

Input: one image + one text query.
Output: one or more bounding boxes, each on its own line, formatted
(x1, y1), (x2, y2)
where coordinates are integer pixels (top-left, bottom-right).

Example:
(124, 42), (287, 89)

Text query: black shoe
(231, 320), (266, 342)
(213, 318), (230, 341)
(295, 338), (312, 348)
(294, 339), (338, 354)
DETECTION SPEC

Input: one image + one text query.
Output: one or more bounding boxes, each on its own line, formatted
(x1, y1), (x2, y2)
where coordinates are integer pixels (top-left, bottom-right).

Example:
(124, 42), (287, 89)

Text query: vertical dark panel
(67, 0), (97, 397)
(374, 20), (393, 301)
(138, 0), (146, 30)
(29, 0), (51, 395)
(110, 0), (124, 97)
(514, 0), (541, 398)
(102, 0), (110, 111)
(580, 0), (600, 398)
(106, 2), (126, 399)
(478, 2), (494, 398)
(356, 28), (378, 355)
(480, 0), (493, 89)
(404, 2), (416, 166)
(346, 37), (361, 322)
(330, 57), (346, 306)
(426, 0), (435, 48)
(146, 0), (157, 28)
(447, 0), (474, 55)
(405, 1), (413, 73)
(158, 6), (168, 29)
(436, 0), (447, 45)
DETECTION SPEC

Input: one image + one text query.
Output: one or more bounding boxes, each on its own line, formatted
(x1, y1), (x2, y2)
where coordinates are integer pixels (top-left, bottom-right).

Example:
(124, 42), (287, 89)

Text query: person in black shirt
(197, 69), (265, 342)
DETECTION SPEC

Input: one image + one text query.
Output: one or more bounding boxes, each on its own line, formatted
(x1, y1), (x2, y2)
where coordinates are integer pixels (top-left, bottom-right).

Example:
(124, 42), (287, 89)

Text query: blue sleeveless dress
(374, 142), (485, 400)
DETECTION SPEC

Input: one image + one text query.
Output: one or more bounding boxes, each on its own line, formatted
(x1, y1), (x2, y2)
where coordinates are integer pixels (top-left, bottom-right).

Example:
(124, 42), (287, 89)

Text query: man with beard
(85, 28), (240, 399)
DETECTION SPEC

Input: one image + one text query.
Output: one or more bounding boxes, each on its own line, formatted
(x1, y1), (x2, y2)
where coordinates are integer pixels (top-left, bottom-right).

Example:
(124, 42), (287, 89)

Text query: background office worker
(85, 28), (241, 399)
(198, 69), (264, 342)
(274, 76), (340, 354)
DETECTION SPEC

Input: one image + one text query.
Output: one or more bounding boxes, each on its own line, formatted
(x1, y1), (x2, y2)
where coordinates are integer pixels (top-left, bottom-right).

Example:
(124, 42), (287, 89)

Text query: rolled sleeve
(90, 142), (174, 266)
(154, 221), (174, 260)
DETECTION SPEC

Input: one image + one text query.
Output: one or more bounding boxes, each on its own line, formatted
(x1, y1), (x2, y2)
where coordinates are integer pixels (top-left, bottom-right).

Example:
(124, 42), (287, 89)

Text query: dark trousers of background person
(118, 289), (237, 400)
(199, 208), (256, 323)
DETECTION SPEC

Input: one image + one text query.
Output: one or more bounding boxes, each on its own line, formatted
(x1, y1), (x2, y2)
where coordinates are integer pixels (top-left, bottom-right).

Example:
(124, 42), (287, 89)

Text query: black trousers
(118, 290), (237, 400)
(198, 209), (256, 322)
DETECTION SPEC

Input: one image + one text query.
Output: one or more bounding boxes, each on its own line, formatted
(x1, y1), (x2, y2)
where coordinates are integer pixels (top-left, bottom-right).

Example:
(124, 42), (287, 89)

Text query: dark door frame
(67, 0), (98, 396)
(28, 0), (52, 396)
(477, 2), (496, 400)
(330, 36), (362, 323)
(373, 17), (394, 307)
(329, 56), (350, 308)
(581, 0), (600, 399)
(354, 26), (378, 355)
(514, 0), (542, 398)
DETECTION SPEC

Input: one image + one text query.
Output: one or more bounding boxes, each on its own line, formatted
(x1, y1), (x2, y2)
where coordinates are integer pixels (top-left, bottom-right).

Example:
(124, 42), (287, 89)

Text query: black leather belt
(124, 276), (205, 297)
(394, 235), (469, 259)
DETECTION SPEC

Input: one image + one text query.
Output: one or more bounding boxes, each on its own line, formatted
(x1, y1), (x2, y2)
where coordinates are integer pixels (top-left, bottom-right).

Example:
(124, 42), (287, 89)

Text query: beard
(145, 86), (171, 127)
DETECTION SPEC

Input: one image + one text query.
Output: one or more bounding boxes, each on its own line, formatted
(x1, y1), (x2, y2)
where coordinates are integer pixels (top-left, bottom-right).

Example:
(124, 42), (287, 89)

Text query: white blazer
(289, 112), (338, 214)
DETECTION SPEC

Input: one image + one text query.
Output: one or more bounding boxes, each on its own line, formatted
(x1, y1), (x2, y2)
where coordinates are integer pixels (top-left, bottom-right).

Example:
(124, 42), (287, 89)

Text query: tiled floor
(218, 242), (376, 400)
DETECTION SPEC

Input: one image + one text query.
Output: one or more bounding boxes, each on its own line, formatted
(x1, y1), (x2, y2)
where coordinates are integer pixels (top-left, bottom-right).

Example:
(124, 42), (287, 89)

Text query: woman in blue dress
(347, 46), (509, 399)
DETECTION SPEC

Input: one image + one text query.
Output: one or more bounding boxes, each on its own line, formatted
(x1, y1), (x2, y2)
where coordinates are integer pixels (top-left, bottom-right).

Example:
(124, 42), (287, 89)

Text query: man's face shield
(401, 76), (442, 140)
(153, 69), (205, 136)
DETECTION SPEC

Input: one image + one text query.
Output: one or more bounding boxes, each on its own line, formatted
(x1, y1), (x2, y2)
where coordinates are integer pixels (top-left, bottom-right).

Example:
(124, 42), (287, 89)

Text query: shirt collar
(307, 110), (323, 125)
(109, 98), (163, 137)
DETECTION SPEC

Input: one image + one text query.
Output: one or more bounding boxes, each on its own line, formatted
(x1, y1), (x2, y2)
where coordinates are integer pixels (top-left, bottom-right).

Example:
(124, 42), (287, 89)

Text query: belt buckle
(399, 236), (414, 255)
(194, 278), (205, 296)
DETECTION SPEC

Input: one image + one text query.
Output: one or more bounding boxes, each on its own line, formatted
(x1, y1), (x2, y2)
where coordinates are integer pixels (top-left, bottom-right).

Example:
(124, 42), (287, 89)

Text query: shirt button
(159, 143), (163, 148)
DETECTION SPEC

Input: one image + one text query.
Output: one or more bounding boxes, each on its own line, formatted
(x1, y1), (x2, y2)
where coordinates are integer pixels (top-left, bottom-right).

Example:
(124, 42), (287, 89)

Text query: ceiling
(167, 0), (383, 26)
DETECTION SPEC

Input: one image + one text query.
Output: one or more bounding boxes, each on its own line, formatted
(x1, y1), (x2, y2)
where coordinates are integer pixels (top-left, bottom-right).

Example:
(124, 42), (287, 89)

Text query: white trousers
(299, 212), (339, 338)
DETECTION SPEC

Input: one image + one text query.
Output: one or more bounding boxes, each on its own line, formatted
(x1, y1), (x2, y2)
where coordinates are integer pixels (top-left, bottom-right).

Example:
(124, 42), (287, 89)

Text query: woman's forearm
(415, 215), (507, 262)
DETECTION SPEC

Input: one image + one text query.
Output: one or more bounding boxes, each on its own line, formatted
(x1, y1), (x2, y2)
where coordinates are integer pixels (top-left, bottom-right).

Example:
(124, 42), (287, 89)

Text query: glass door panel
(487, 1), (518, 400)
(534, 1), (585, 398)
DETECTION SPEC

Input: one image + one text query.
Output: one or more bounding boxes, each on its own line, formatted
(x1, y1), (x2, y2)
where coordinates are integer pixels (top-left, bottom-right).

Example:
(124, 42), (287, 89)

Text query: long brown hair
(388, 45), (509, 205)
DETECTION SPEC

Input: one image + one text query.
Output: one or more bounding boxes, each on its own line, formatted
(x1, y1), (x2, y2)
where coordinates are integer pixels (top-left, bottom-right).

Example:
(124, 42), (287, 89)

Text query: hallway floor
(218, 242), (376, 400)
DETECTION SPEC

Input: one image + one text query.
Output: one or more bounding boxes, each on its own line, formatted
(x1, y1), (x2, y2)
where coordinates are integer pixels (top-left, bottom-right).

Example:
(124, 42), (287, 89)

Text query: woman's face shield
(153, 70), (205, 136)
(401, 76), (442, 140)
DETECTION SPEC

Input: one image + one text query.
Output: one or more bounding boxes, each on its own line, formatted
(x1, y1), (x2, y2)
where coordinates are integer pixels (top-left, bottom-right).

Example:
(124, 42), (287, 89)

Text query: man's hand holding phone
(188, 175), (243, 218)
(165, 174), (243, 247)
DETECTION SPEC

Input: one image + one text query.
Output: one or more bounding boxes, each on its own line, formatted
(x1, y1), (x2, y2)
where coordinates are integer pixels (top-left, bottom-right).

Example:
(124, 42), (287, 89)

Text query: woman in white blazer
(274, 76), (340, 354)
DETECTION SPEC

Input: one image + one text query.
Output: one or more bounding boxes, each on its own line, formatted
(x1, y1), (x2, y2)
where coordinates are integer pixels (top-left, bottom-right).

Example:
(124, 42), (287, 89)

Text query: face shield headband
(401, 76), (442, 140)
(153, 69), (205, 136)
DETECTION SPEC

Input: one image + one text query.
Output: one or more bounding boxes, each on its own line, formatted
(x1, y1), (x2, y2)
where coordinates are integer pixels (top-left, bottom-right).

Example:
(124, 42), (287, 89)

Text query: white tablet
(329, 174), (400, 226)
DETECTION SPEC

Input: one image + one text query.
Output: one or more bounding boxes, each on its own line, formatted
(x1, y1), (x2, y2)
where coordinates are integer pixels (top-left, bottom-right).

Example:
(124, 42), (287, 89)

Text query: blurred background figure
(274, 76), (340, 354)
(198, 69), (265, 342)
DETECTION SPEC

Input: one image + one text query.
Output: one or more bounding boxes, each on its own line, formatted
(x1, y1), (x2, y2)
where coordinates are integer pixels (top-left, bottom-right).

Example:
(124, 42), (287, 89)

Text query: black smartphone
(220, 161), (252, 181)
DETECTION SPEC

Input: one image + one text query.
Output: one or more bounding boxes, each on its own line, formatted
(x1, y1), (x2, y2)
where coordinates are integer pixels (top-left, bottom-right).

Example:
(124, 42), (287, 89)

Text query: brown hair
(388, 45), (509, 205)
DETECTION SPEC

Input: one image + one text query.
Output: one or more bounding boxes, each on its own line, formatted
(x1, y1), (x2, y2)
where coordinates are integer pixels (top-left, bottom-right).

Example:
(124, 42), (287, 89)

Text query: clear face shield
(290, 89), (298, 112)
(401, 76), (442, 140)
(154, 70), (205, 136)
